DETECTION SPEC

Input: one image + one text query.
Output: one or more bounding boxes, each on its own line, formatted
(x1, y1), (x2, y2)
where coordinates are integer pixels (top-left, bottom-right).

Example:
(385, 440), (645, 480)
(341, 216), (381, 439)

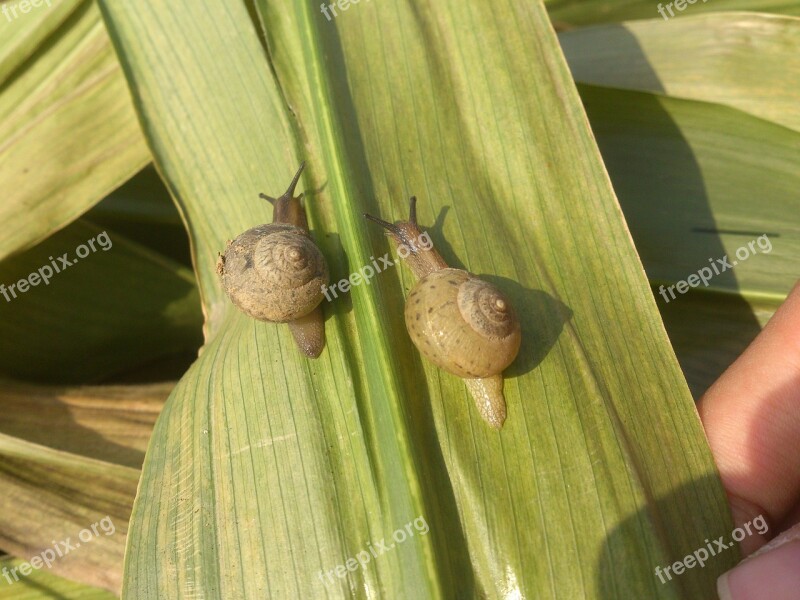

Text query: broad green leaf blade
(0, 380), (169, 468)
(559, 13), (800, 133)
(558, 14), (800, 393)
(0, 0), (84, 83)
(100, 0), (734, 598)
(0, 433), (136, 593)
(564, 85), (800, 397)
(546, 0), (800, 26)
(576, 85), (800, 299)
(0, 0), (150, 262)
(0, 556), (115, 600)
(0, 221), (202, 383)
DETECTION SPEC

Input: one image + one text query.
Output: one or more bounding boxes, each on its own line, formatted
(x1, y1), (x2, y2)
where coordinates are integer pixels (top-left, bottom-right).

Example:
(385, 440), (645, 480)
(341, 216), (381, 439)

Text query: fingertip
(716, 539), (800, 600)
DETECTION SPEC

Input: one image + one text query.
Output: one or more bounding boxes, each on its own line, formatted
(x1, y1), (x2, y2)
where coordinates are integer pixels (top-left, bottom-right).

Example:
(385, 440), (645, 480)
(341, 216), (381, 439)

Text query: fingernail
(717, 540), (800, 600)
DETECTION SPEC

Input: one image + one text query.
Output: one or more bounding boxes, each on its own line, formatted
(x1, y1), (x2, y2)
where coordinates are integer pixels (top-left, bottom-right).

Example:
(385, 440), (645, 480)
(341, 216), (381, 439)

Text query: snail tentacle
(284, 161), (306, 198)
(408, 195), (418, 226)
(364, 212), (402, 235)
(268, 162), (308, 230)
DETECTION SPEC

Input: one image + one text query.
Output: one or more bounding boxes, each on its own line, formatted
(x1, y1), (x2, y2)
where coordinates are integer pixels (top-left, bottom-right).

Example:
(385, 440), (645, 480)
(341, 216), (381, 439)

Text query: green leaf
(558, 13), (800, 392)
(0, 556), (115, 600)
(559, 12), (800, 133)
(546, 0), (800, 26)
(0, 221), (202, 383)
(97, 0), (734, 597)
(0, 0), (150, 262)
(0, 432), (136, 593)
(576, 85), (799, 299)
(0, 0), (83, 83)
(0, 380), (169, 468)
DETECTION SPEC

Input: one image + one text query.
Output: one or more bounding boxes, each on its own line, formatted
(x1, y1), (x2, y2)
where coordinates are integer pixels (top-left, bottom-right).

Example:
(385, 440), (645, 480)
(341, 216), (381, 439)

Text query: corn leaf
(0, 0), (149, 262)
(558, 14), (800, 393)
(0, 556), (115, 600)
(0, 380), (169, 468)
(546, 0), (800, 26)
(0, 221), (202, 383)
(0, 433), (136, 593)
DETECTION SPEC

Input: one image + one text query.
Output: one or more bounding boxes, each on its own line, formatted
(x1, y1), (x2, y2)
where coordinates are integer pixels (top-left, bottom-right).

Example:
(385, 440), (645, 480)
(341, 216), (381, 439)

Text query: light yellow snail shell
(220, 223), (328, 323)
(404, 268), (521, 379)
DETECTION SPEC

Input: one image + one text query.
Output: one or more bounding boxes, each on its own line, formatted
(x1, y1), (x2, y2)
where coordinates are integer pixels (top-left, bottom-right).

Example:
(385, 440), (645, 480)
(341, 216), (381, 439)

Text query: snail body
(217, 163), (328, 357)
(365, 198), (520, 429)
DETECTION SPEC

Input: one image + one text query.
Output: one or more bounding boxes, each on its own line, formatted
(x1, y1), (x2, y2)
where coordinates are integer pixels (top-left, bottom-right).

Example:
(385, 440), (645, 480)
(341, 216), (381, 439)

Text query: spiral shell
(404, 268), (521, 379)
(220, 223), (328, 322)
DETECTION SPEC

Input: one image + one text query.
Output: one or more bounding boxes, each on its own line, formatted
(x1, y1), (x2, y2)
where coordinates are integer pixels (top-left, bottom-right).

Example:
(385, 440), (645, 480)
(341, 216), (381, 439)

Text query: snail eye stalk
(363, 212), (402, 236)
(260, 161), (306, 206)
(283, 161), (306, 200)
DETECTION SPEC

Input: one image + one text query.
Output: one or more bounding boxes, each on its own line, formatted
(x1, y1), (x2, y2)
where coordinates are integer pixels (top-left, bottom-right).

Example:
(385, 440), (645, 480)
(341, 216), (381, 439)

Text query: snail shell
(405, 268), (521, 379)
(217, 162), (329, 358)
(220, 223), (328, 323)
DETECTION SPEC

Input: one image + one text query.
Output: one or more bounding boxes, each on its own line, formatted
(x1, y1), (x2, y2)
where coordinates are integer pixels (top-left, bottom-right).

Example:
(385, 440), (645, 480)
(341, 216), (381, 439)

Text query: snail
(364, 197), (521, 429)
(216, 162), (328, 358)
